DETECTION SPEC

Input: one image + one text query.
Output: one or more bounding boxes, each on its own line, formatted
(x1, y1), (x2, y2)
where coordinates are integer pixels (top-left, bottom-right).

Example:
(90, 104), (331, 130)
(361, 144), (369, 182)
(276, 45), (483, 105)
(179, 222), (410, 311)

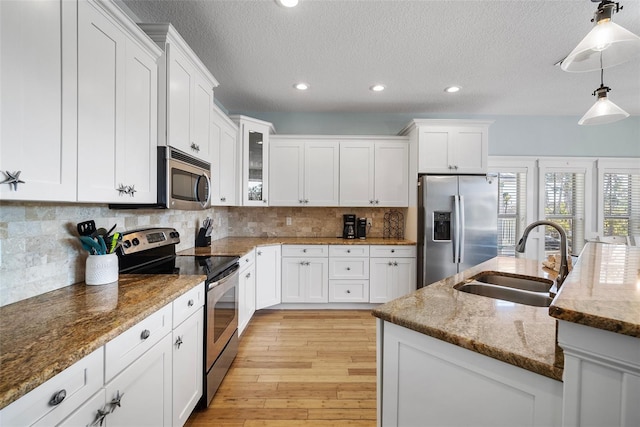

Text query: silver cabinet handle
(257, 251), (262, 256)
(92, 408), (109, 426)
(188, 299), (194, 307)
(110, 390), (124, 412)
(140, 329), (150, 340)
(246, 272), (251, 278)
(49, 389), (66, 406)
(393, 261), (398, 266)
(190, 142), (200, 152)
(175, 336), (183, 349)
(1, 170), (25, 191)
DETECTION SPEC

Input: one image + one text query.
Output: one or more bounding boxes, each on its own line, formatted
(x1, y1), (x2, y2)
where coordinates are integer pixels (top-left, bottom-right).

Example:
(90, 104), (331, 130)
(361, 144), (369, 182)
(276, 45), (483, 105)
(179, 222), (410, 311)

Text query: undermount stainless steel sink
(454, 272), (554, 307)
(472, 273), (553, 293)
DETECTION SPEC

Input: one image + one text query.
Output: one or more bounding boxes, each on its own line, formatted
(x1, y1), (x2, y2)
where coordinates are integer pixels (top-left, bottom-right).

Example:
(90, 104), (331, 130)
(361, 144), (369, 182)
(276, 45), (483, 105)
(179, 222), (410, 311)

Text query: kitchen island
(372, 242), (640, 427)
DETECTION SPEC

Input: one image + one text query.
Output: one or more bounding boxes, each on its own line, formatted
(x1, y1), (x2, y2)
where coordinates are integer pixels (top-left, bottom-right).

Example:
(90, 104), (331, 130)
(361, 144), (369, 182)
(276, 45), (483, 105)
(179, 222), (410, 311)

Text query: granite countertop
(177, 236), (416, 257)
(372, 256), (564, 381)
(549, 243), (640, 337)
(0, 273), (205, 410)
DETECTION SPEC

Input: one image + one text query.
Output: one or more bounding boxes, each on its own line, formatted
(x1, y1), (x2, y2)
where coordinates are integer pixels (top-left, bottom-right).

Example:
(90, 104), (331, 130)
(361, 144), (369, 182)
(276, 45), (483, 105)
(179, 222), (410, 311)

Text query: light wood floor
(186, 310), (377, 427)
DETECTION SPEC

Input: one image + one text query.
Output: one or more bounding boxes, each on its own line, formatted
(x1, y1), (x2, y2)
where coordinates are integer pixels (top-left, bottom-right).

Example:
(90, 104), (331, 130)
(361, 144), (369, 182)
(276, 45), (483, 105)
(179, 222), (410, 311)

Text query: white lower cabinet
(238, 250), (256, 336)
(0, 283), (205, 427)
(328, 245), (370, 303)
(369, 245), (416, 303)
(281, 245), (329, 303)
(256, 245), (282, 310)
(380, 320), (563, 427)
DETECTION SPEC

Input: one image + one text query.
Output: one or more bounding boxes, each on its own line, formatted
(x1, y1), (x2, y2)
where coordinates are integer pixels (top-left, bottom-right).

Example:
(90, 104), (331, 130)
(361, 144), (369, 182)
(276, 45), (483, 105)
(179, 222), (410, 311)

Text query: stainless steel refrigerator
(418, 175), (498, 287)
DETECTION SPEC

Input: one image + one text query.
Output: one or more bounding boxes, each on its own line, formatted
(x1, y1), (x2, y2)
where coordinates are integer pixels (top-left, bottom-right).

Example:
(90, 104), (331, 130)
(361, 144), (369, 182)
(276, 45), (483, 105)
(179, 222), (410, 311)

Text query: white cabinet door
(192, 73), (212, 160)
(0, 0), (77, 201)
(219, 122), (237, 205)
(238, 262), (256, 336)
(418, 125), (488, 174)
(233, 117), (272, 206)
(281, 257), (328, 303)
(339, 142), (375, 206)
(106, 334), (173, 427)
(269, 141), (304, 206)
(369, 258), (416, 303)
(172, 307), (203, 427)
(77, 1), (158, 203)
(374, 143), (408, 206)
(77, 0), (125, 203)
(167, 46), (193, 156)
(305, 141), (339, 206)
(256, 245), (282, 310)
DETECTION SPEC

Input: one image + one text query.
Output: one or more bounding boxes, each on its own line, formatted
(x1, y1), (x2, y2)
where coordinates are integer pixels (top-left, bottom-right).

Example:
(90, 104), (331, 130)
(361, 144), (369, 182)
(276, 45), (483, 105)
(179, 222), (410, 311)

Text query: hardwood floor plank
(186, 310), (377, 427)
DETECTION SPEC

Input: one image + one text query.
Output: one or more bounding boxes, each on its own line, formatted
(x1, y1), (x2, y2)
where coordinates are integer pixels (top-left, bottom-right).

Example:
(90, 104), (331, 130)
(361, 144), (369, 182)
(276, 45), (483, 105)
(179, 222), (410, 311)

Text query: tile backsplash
(0, 202), (407, 307)
(0, 201), (228, 307)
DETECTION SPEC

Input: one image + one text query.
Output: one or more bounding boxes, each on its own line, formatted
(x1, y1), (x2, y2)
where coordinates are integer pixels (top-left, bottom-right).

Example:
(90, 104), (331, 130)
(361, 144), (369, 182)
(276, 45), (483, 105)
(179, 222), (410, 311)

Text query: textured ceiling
(121, 0), (640, 116)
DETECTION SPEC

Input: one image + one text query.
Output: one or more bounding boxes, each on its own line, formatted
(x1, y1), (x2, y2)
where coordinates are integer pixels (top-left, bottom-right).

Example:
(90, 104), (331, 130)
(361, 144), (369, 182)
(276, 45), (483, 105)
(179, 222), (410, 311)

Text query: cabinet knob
(388, 261), (393, 266)
(299, 199), (304, 204)
(346, 267), (351, 271)
(393, 261), (398, 266)
(257, 250), (262, 256)
(263, 199), (268, 203)
(304, 199), (309, 204)
(375, 200), (379, 205)
(1, 170), (25, 191)
(347, 249), (351, 253)
(191, 142), (200, 152)
(246, 272), (251, 278)
(303, 249), (307, 253)
(188, 299), (194, 307)
(221, 196), (226, 202)
(346, 290), (351, 294)
(140, 329), (151, 340)
(110, 390), (124, 410)
(369, 200), (374, 205)
(175, 336), (183, 349)
(454, 165), (459, 169)
(391, 249), (395, 253)
(49, 389), (67, 406)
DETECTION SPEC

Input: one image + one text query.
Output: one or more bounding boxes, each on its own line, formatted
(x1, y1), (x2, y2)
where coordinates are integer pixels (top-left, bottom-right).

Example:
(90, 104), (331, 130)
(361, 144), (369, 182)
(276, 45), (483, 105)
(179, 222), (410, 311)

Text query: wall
(226, 206), (407, 238)
(0, 202), (229, 307)
(235, 112), (640, 158)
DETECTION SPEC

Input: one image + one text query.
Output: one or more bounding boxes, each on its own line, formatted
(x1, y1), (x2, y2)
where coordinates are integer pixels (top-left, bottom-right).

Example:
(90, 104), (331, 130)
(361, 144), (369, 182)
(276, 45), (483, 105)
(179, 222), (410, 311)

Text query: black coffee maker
(343, 214), (356, 239)
(356, 218), (367, 239)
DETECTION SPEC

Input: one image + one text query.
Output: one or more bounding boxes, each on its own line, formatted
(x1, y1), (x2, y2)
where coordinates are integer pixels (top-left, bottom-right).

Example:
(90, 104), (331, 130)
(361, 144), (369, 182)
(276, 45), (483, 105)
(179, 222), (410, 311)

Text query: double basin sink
(455, 272), (554, 307)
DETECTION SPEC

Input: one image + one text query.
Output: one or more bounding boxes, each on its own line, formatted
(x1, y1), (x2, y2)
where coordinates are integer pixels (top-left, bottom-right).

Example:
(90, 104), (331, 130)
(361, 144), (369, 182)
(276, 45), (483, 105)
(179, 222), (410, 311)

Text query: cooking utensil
(79, 236), (102, 255)
(97, 236), (108, 255)
(108, 232), (122, 254)
(106, 223), (117, 237)
(77, 220), (96, 236)
(91, 227), (108, 239)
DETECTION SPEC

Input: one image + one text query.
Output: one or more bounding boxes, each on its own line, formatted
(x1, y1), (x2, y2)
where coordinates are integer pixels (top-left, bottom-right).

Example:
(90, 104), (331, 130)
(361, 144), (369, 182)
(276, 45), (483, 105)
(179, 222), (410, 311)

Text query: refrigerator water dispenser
(433, 212), (451, 241)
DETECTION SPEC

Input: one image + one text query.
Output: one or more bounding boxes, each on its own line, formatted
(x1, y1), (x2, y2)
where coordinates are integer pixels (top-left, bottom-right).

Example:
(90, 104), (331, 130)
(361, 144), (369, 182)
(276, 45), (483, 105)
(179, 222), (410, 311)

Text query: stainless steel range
(116, 227), (239, 407)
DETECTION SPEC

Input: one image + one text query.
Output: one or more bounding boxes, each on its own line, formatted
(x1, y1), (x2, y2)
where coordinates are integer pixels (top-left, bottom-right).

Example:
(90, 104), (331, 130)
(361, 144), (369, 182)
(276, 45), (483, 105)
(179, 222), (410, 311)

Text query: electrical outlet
(286, 217), (292, 226)
(367, 218), (372, 227)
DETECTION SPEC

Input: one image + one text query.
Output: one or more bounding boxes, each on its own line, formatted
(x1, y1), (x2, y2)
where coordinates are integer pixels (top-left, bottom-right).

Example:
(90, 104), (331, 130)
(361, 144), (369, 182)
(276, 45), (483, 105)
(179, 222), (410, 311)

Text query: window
(543, 172), (586, 255)
(602, 172), (640, 237)
(497, 172), (527, 256)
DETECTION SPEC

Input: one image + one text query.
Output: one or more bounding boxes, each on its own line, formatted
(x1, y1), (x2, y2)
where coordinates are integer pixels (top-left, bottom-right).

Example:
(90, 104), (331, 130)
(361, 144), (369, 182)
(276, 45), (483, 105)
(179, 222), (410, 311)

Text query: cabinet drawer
(0, 348), (104, 427)
(329, 258), (369, 280)
(282, 245), (328, 257)
(329, 280), (369, 302)
(173, 282), (204, 328)
(329, 245), (370, 257)
(369, 245), (416, 258)
(240, 249), (255, 271)
(105, 303), (172, 382)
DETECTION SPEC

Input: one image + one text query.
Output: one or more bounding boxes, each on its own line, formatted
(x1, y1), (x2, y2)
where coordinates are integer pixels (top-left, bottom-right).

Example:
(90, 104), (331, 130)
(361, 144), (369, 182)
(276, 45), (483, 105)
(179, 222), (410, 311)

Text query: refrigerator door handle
(454, 194), (460, 264)
(459, 195), (465, 264)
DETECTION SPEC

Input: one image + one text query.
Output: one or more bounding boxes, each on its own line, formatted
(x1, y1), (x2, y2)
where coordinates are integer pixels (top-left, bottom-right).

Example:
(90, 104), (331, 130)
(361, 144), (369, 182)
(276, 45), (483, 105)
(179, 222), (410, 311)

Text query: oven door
(206, 266), (239, 370)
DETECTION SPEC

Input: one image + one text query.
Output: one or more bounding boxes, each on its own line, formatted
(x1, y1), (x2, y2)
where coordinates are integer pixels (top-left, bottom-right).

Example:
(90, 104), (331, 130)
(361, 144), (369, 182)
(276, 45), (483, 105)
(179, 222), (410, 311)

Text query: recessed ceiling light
(444, 86), (461, 93)
(294, 82), (309, 91)
(370, 84), (386, 92)
(276, 0), (299, 8)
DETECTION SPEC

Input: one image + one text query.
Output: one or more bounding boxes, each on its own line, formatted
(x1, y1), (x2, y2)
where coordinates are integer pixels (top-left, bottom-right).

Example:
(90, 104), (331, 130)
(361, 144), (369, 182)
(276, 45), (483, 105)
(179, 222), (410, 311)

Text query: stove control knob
(123, 240), (131, 249)
(170, 231), (180, 238)
(132, 238), (140, 246)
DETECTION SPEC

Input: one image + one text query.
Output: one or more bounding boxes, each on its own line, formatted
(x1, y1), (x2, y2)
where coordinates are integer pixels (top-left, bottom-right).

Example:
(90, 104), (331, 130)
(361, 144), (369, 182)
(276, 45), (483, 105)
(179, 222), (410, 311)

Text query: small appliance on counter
(343, 214), (356, 239)
(356, 218), (367, 239)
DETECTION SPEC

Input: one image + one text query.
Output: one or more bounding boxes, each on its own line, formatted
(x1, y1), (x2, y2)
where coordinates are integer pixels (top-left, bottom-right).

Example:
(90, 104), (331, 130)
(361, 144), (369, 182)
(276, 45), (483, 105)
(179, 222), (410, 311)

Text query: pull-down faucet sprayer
(515, 220), (570, 292)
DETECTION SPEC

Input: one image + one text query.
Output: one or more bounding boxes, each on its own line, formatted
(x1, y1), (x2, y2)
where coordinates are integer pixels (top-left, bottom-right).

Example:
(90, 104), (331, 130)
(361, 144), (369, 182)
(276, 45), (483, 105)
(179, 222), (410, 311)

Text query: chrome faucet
(515, 220), (570, 291)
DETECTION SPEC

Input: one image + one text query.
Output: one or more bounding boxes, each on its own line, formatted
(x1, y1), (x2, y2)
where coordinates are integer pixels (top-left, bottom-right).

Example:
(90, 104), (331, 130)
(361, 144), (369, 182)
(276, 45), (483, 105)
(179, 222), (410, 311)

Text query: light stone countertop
(549, 243), (640, 337)
(372, 256), (564, 381)
(177, 236), (416, 257)
(0, 273), (206, 410)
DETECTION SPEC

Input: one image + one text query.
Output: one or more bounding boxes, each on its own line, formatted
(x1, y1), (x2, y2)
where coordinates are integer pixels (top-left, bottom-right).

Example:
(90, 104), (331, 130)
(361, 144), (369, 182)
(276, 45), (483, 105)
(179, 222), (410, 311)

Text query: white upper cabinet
(77, 0), (160, 203)
(269, 138), (339, 206)
(0, 0), (77, 201)
(210, 104), (238, 206)
(402, 120), (491, 174)
(230, 115), (274, 206)
(340, 139), (409, 207)
(139, 24), (219, 163)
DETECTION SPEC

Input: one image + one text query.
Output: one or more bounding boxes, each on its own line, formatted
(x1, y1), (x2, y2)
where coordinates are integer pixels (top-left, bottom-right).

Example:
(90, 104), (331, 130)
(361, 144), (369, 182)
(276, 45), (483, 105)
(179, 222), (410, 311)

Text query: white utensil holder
(85, 253), (118, 285)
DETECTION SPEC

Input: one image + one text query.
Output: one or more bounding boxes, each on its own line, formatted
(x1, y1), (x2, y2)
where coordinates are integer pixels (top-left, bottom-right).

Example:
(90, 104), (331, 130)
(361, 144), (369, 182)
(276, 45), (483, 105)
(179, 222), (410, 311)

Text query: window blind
(603, 172), (640, 237)
(497, 172), (526, 256)
(544, 172), (585, 255)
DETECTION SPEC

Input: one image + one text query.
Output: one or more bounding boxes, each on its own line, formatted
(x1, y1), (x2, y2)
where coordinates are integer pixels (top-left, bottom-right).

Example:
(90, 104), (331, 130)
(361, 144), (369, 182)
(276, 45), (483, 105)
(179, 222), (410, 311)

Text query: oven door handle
(207, 264), (240, 291)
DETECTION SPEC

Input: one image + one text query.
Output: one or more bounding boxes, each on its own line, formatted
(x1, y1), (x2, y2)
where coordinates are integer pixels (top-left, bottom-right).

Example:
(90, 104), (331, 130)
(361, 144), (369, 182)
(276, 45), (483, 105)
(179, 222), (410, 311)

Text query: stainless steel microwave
(110, 147), (211, 210)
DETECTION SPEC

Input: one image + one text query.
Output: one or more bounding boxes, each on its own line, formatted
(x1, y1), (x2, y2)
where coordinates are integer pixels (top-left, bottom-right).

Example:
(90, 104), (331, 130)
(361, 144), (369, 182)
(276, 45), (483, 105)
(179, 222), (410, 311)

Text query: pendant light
(561, 0), (640, 72)
(578, 68), (629, 125)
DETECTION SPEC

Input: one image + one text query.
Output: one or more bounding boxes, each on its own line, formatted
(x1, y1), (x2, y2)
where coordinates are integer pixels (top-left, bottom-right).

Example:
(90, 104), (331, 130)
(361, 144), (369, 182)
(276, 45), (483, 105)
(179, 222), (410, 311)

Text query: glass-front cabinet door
(231, 115), (274, 206)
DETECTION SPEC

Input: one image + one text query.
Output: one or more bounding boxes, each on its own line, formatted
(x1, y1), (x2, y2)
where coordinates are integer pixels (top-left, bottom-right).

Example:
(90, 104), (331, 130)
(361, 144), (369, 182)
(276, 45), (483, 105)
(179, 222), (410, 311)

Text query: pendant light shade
(578, 85), (630, 125)
(561, 1), (640, 72)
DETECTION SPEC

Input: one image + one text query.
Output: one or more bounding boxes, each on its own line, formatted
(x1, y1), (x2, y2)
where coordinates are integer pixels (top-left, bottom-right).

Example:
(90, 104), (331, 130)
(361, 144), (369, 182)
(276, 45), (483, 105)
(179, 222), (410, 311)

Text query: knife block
(195, 227), (211, 247)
